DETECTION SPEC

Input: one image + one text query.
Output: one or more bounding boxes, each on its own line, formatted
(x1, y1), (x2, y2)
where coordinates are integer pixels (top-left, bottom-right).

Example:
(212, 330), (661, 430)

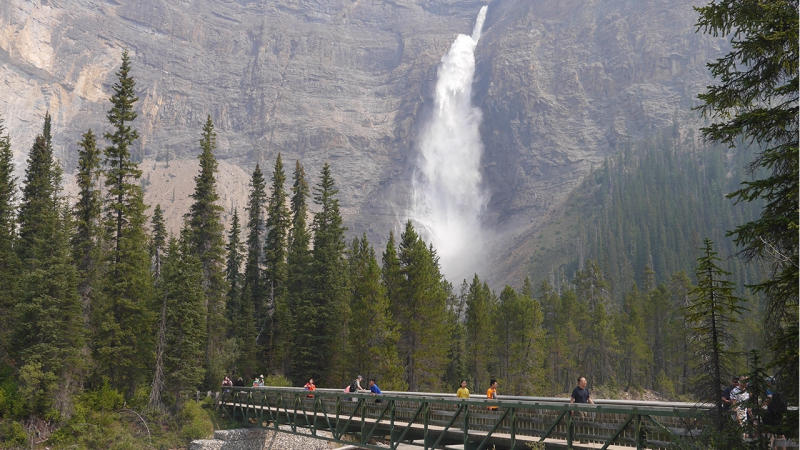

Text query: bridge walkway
(215, 387), (704, 450)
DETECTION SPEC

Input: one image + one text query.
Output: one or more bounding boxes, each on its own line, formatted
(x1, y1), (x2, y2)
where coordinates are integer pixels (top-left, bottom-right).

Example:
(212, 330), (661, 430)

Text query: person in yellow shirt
(486, 379), (498, 411)
(456, 380), (470, 399)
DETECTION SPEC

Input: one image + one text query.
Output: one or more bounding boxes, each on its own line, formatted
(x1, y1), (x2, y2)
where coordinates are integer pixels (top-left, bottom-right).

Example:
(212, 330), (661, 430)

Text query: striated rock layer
(0, 0), (725, 285)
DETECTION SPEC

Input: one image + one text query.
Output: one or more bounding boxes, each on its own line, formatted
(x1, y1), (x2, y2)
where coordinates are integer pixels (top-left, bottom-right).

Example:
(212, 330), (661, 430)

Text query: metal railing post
(423, 400), (430, 450)
(567, 408), (574, 449)
(635, 413), (643, 449)
(463, 402), (469, 448)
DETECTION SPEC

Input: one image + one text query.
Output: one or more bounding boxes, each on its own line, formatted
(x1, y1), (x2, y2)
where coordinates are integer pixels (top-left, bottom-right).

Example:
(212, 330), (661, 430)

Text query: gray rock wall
(0, 0), (724, 286)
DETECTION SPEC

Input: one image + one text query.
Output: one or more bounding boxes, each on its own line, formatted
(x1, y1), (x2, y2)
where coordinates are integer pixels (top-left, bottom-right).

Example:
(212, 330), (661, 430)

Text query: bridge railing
(216, 386), (705, 450)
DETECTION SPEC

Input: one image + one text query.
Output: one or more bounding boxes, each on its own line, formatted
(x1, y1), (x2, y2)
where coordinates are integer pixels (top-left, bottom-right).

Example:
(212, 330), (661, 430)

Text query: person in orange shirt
(486, 379), (498, 411)
(304, 378), (316, 398)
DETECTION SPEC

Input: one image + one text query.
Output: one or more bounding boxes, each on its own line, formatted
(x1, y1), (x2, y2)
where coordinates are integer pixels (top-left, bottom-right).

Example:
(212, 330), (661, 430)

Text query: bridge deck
(216, 387), (704, 450)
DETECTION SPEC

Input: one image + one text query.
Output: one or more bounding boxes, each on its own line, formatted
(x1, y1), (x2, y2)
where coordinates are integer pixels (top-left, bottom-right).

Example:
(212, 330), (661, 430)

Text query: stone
(0, 0), (724, 285)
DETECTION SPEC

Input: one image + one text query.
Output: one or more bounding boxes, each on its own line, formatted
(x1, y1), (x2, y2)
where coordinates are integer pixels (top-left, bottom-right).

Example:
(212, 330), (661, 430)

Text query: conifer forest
(0, 0), (796, 448)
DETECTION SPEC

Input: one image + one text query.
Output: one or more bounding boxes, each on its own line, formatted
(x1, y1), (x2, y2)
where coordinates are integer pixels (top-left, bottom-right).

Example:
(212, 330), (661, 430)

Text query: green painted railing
(215, 387), (705, 449)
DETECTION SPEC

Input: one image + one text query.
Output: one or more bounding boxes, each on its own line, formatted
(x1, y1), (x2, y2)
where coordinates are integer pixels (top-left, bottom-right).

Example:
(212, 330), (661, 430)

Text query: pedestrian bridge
(215, 386), (705, 449)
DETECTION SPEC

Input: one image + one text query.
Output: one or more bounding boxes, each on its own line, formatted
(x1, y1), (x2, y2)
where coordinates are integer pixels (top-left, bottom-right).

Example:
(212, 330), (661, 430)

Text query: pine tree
(162, 232), (207, 406)
(15, 116), (83, 418)
(263, 153), (291, 374)
(309, 162), (349, 386)
(574, 259), (615, 386)
(0, 114), (18, 364)
(225, 208), (244, 329)
(347, 234), (405, 390)
(465, 274), (493, 392)
(495, 284), (545, 395)
(72, 129), (105, 330)
(150, 204), (167, 281)
(287, 161), (314, 383)
(96, 52), (155, 394)
(396, 220), (451, 391)
(147, 204), (168, 411)
(187, 115), (228, 388)
(684, 238), (746, 430)
(615, 284), (651, 390)
(243, 164), (267, 351)
(696, 0), (798, 407)
(381, 230), (403, 319)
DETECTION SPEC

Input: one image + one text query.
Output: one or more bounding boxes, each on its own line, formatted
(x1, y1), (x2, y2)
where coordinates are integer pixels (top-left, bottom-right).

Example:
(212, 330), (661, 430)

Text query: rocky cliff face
(0, 0), (725, 285)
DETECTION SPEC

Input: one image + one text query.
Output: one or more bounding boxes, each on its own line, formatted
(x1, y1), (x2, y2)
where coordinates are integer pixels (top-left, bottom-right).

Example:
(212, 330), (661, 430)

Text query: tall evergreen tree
(15, 117), (83, 418)
(149, 204), (167, 281)
(187, 115), (228, 388)
(72, 129), (105, 330)
(148, 204), (168, 411)
(696, 0), (798, 407)
(615, 284), (651, 390)
(494, 284), (545, 395)
(465, 274), (494, 392)
(574, 259), (615, 386)
(162, 232), (207, 406)
(263, 153), (291, 374)
(381, 230), (403, 319)
(0, 114), (18, 364)
(396, 220), (451, 391)
(96, 52), (155, 394)
(308, 162), (349, 386)
(287, 161), (314, 383)
(243, 164), (267, 352)
(225, 208), (244, 329)
(347, 234), (405, 390)
(684, 238), (746, 430)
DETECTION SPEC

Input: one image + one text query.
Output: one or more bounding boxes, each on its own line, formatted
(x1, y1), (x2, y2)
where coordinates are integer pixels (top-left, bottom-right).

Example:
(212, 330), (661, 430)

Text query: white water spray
(410, 6), (488, 281)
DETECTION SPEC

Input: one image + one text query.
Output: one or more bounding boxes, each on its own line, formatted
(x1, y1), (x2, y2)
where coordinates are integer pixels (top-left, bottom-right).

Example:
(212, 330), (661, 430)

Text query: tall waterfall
(410, 5), (488, 281)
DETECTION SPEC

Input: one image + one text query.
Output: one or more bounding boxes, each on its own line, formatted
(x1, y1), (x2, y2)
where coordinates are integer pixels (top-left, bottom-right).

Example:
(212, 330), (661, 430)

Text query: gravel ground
(190, 426), (339, 450)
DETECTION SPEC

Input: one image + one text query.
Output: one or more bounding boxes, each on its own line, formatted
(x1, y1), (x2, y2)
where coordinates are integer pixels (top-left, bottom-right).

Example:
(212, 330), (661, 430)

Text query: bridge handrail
(221, 386), (707, 416)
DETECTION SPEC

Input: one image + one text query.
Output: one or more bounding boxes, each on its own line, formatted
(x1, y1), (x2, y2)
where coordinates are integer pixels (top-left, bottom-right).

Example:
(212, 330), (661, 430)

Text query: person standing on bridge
(304, 378), (316, 398)
(570, 376), (594, 404)
(369, 378), (383, 403)
(486, 379), (498, 411)
(457, 380), (470, 399)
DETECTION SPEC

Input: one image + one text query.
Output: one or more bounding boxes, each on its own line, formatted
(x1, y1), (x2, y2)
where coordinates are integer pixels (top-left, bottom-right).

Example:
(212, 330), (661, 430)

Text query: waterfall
(410, 5), (488, 281)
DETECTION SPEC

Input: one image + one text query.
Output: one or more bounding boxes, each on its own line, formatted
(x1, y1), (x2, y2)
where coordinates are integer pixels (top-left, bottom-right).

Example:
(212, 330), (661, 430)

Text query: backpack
(350, 380), (359, 394)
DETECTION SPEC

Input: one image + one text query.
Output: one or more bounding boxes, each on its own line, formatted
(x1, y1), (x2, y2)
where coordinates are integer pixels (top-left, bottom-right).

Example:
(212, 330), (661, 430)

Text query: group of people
(722, 375), (787, 438)
(454, 376), (593, 410)
(221, 375), (247, 387)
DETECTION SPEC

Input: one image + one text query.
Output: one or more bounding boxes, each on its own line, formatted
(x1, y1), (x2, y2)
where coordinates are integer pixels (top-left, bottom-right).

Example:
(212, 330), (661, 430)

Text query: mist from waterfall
(410, 5), (488, 282)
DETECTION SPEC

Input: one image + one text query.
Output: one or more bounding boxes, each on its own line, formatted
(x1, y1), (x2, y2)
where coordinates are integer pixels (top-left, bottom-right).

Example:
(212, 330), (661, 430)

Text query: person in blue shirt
(369, 378), (383, 403)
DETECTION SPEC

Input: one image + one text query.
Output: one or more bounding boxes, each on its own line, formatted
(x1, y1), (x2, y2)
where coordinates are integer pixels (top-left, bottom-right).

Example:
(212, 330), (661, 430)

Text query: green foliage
(178, 400), (213, 441)
(264, 153), (291, 374)
(395, 221), (451, 391)
(685, 239), (746, 430)
(14, 115), (84, 419)
(72, 129), (104, 318)
(465, 275), (494, 391)
(162, 233), (207, 404)
(187, 115), (228, 389)
(526, 130), (764, 303)
(287, 161), (313, 384)
(347, 234), (405, 391)
(0, 115), (18, 365)
(696, 0), (798, 408)
(0, 420), (25, 448)
(243, 164), (266, 324)
(224, 208), (244, 328)
(308, 163), (349, 387)
(96, 52), (155, 396)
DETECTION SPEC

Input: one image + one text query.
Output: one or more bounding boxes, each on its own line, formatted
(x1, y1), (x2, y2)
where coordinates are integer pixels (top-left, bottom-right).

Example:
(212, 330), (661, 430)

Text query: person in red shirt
(304, 378), (316, 398)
